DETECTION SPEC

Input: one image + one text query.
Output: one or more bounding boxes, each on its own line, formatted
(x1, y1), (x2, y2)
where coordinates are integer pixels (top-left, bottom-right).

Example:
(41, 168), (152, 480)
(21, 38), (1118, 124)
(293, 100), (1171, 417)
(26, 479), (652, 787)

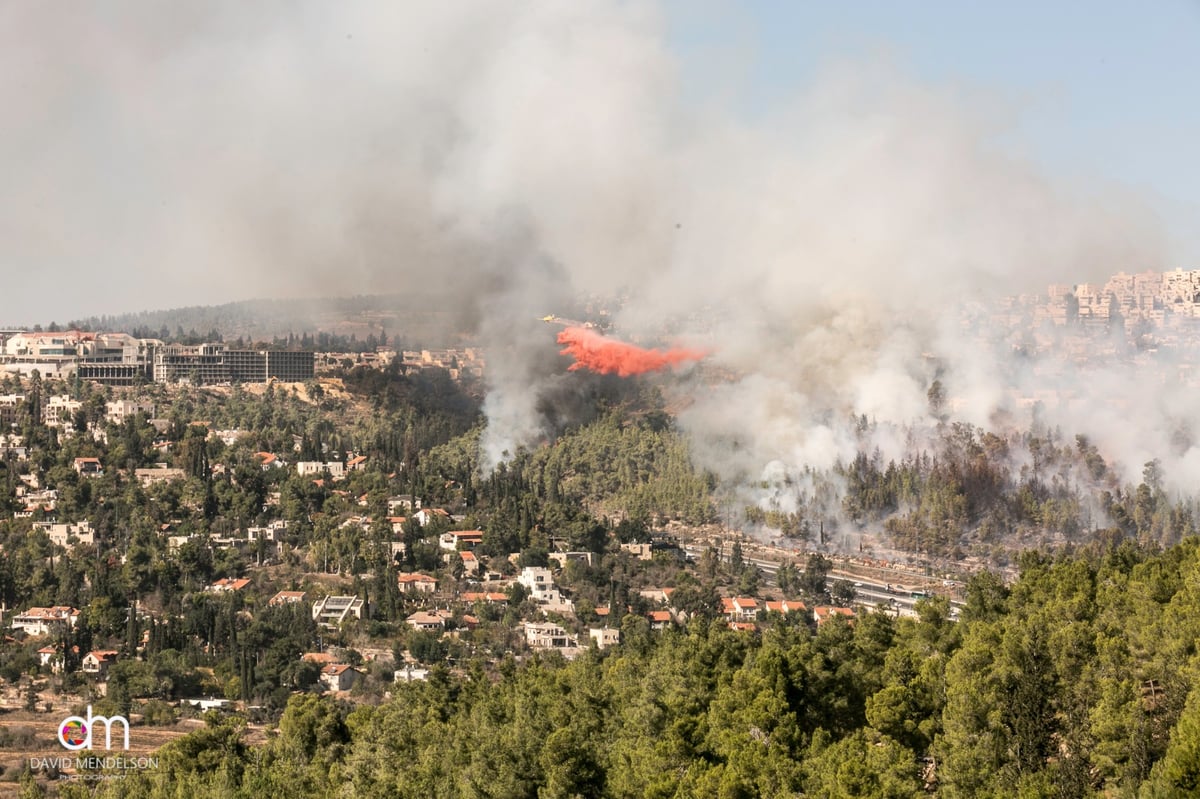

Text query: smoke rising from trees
(3, 2), (1186, 498)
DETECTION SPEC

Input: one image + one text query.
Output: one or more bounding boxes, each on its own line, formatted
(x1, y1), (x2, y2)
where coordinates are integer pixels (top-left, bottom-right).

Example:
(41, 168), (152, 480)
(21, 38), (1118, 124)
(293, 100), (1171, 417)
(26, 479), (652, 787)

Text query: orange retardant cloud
(557, 326), (707, 377)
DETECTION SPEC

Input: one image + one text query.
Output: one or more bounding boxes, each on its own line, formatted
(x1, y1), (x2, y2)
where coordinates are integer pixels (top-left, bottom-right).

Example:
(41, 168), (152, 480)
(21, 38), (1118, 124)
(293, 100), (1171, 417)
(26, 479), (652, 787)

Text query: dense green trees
(68, 538), (1200, 798)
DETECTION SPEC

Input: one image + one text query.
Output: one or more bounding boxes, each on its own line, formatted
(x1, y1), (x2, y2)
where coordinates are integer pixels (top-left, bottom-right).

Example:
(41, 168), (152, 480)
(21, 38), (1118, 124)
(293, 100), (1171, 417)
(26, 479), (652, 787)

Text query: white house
(388, 495), (421, 514)
(106, 399), (155, 425)
(312, 595), (366, 627)
(82, 650), (119, 678)
(439, 530), (484, 552)
(296, 461), (345, 478)
(518, 567), (574, 613)
(397, 573), (438, 594)
(406, 611), (446, 632)
(34, 521), (95, 549)
(589, 628), (621, 650)
(320, 664), (362, 692)
(12, 606), (79, 637)
(525, 622), (580, 653)
(394, 665), (430, 682)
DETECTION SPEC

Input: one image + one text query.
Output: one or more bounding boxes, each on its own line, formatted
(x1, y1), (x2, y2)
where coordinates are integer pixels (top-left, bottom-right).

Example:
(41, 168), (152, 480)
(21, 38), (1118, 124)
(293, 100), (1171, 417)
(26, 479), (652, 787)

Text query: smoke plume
(5, 1), (1196, 510)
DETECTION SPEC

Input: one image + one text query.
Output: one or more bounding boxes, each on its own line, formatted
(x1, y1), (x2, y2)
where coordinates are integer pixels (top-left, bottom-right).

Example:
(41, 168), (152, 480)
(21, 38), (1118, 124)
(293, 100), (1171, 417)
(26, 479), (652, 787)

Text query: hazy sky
(1, 1), (1195, 324)
(666, 0), (1200, 259)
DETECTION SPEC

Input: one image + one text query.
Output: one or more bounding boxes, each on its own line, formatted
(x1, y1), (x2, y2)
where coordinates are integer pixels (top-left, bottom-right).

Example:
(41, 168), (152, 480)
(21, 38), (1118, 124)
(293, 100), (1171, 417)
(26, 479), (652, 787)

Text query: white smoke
(4, 1), (1192, 502)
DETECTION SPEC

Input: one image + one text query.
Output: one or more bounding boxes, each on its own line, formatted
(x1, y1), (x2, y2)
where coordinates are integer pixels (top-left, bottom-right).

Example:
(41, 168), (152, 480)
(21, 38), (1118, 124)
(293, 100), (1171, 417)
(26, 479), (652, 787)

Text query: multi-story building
(11, 606), (79, 637)
(311, 595), (367, 628)
(1162, 268), (1200, 307)
(296, 461), (345, 478)
(153, 345), (314, 384)
(106, 399), (155, 425)
(524, 622), (579, 652)
(0, 394), (22, 429)
(1, 331), (160, 381)
(33, 521), (95, 549)
(44, 395), (82, 427)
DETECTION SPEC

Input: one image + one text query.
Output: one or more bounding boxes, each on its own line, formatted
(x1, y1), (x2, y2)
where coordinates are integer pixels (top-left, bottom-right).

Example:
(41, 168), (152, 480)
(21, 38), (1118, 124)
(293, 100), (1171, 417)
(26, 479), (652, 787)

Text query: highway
(683, 544), (963, 618)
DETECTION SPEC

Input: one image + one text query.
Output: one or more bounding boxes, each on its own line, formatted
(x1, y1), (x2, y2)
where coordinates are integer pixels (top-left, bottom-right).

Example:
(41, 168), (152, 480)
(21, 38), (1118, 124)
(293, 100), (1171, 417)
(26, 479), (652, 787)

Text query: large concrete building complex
(1026, 268), (1200, 335)
(152, 344), (314, 384)
(0, 330), (313, 385)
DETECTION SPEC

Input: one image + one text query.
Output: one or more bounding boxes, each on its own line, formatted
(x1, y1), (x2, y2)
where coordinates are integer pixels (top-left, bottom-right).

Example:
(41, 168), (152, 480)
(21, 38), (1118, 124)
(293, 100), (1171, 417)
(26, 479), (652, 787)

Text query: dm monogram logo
(57, 706), (130, 751)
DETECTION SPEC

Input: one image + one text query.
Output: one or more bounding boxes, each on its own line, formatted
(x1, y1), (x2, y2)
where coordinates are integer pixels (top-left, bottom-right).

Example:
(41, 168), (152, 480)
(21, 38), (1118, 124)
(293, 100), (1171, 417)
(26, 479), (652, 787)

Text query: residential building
(268, 590), (307, 607)
(461, 592), (508, 605)
(82, 650), (119, 678)
(549, 551), (595, 568)
(247, 521), (289, 542)
(589, 628), (621, 650)
(518, 567), (554, 598)
(320, 664), (362, 692)
(296, 461), (345, 478)
(73, 457), (102, 477)
(414, 508), (450, 527)
(406, 611), (446, 632)
(394, 665), (430, 682)
(45, 396), (83, 427)
(524, 622), (579, 652)
(135, 467), (186, 486)
(458, 550), (480, 576)
(207, 578), (251, 593)
(721, 597), (759, 624)
(388, 495), (421, 514)
(814, 606), (856, 627)
(620, 542), (654, 560)
(646, 610), (674, 631)
(638, 588), (675, 605)
(12, 606), (79, 636)
(312, 595), (367, 627)
(764, 600), (807, 616)
(397, 573), (438, 594)
(439, 530), (484, 551)
(0, 394), (23, 428)
(33, 521), (95, 549)
(37, 646), (65, 674)
(518, 567), (574, 613)
(106, 399), (155, 425)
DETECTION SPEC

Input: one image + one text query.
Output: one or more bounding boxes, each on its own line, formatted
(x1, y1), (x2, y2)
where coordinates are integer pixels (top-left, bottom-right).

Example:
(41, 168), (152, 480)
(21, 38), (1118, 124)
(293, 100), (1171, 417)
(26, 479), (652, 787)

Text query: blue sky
(665, 0), (1200, 262)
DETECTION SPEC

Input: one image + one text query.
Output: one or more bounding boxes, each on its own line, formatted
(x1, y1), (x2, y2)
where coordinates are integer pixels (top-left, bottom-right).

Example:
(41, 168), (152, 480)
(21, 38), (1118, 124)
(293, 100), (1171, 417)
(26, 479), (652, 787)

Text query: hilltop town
(0, 339), (914, 784)
(0, 277), (1199, 793)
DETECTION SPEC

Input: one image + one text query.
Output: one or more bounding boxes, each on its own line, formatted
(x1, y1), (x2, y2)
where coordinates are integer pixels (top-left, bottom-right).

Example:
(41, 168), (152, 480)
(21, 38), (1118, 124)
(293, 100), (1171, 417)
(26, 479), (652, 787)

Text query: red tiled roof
(461, 592), (508, 603)
(813, 606), (856, 625)
(269, 591), (307, 605)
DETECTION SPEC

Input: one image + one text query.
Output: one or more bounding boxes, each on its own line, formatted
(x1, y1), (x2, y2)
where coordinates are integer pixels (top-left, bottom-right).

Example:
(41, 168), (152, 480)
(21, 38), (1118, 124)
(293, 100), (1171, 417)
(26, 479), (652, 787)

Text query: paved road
(684, 544), (963, 617)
